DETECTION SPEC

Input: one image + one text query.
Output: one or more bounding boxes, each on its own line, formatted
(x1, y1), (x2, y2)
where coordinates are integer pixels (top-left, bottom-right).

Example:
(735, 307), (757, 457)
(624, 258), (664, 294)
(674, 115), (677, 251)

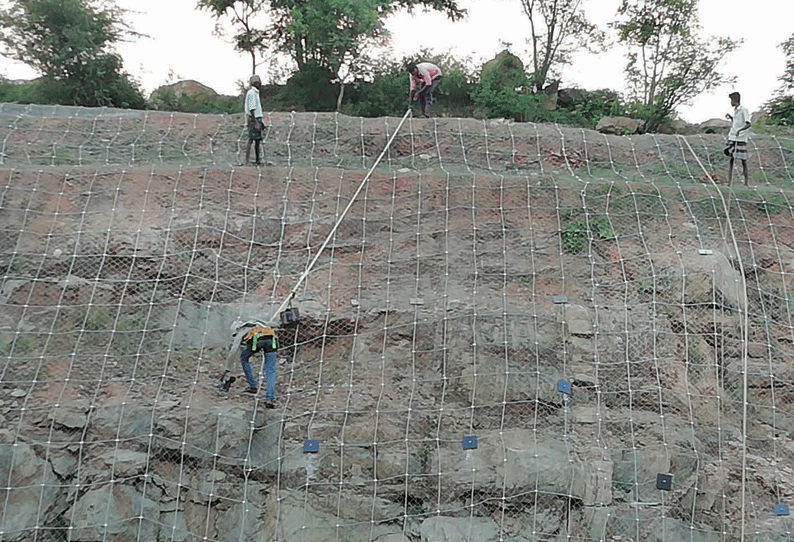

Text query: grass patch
(645, 160), (695, 183)
(561, 214), (615, 254)
(605, 188), (666, 216)
(752, 192), (789, 215)
(633, 190), (666, 215)
(689, 197), (727, 221)
(585, 181), (625, 198)
(0, 334), (36, 356)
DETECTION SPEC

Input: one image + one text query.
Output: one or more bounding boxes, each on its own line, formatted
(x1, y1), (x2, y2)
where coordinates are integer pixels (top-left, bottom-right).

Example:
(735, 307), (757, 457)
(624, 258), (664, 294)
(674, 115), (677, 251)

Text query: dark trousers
(418, 76), (442, 110)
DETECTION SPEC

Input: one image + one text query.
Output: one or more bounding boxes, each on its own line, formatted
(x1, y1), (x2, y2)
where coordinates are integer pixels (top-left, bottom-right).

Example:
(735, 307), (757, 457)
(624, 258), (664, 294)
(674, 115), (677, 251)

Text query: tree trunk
(336, 81), (345, 112)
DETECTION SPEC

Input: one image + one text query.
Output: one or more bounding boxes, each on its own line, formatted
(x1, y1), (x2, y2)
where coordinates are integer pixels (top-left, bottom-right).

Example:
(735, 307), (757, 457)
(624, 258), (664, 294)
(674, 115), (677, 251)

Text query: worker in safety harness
(221, 319), (278, 408)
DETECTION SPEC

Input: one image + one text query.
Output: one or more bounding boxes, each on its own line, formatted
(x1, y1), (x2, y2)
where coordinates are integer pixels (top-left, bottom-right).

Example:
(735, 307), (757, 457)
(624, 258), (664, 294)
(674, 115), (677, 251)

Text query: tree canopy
(613, 0), (739, 129)
(0, 0), (144, 108)
(779, 33), (794, 94)
(197, 0), (269, 75)
(197, 0), (464, 91)
(763, 33), (794, 126)
(519, 0), (604, 93)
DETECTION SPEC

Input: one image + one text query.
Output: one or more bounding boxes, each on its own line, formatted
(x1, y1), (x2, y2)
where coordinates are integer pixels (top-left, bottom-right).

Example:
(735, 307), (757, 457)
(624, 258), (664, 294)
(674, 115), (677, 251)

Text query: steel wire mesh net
(1, 103), (794, 541)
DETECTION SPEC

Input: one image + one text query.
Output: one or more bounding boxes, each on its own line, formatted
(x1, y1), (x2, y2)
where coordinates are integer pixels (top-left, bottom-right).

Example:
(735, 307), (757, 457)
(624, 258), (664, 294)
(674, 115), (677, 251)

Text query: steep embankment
(1, 103), (794, 541)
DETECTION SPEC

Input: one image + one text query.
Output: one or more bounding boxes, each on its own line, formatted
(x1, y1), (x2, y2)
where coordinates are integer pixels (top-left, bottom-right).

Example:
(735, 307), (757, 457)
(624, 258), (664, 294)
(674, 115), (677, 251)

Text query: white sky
(0, 0), (789, 123)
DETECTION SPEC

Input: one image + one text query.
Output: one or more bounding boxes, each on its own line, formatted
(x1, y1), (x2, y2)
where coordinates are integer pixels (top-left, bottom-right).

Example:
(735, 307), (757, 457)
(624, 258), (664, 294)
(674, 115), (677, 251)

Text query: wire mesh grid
(1, 104), (794, 541)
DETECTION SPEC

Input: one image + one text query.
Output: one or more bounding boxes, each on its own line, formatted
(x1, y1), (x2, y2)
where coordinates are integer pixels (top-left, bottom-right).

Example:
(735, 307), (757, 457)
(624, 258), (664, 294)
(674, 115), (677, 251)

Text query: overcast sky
(0, 0), (790, 123)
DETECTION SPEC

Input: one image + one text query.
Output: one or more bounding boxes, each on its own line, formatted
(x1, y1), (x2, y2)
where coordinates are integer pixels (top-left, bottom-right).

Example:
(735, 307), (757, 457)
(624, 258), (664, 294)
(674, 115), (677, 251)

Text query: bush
(342, 53), (476, 118)
(430, 64), (476, 118)
(575, 89), (627, 126)
(623, 101), (671, 132)
(472, 75), (603, 127)
(0, 79), (29, 102)
(470, 52), (533, 121)
(0, 79), (146, 109)
(281, 63), (338, 112)
(0, 76), (145, 109)
(470, 53), (628, 128)
(343, 61), (406, 117)
(765, 95), (794, 126)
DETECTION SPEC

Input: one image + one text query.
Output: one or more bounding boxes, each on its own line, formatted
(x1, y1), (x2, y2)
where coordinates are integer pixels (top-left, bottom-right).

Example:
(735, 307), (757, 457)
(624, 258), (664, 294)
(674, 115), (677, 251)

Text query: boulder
(96, 449), (151, 477)
(151, 400), (282, 469)
(0, 438), (64, 536)
(152, 79), (218, 99)
(89, 401), (153, 442)
(751, 109), (767, 124)
(596, 116), (643, 135)
(420, 516), (501, 542)
(557, 87), (588, 109)
(149, 79), (220, 110)
(542, 80), (559, 111)
(48, 397), (90, 430)
(560, 304), (595, 336)
(265, 490), (406, 542)
(657, 118), (696, 135)
(680, 465), (728, 514)
(679, 251), (746, 309)
(158, 511), (192, 542)
(611, 447), (670, 502)
(376, 535), (411, 542)
(636, 515), (723, 542)
(481, 50), (526, 89)
(205, 493), (265, 542)
(430, 430), (612, 506)
(602, 508), (723, 541)
(698, 118), (731, 133)
(66, 484), (161, 541)
(459, 351), (563, 403)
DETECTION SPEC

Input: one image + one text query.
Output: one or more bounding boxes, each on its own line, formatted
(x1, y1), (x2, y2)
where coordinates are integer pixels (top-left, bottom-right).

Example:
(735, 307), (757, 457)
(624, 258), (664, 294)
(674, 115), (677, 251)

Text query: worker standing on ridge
(222, 319), (279, 408)
(408, 61), (442, 118)
(725, 91), (751, 186)
(244, 74), (264, 166)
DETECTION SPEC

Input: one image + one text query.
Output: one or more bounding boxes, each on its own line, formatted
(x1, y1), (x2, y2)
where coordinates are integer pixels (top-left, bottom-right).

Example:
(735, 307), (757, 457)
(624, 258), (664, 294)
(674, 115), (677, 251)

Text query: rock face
(420, 516), (502, 542)
(431, 430), (613, 507)
(1, 106), (794, 541)
(698, 117), (731, 133)
(480, 50), (526, 89)
(0, 436), (63, 536)
(149, 79), (221, 109)
(656, 118), (696, 135)
(596, 115), (644, 134)
(67, 485), (162, 541)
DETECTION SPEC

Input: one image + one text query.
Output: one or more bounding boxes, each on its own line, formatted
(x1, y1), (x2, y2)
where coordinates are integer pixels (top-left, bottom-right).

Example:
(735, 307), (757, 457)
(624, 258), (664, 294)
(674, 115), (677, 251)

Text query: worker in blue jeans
(234, 322), (279, 408)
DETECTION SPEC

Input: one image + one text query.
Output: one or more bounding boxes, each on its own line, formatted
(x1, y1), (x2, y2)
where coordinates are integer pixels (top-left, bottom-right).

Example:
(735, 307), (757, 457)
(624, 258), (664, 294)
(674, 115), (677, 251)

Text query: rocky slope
(1, 103), (794, 541)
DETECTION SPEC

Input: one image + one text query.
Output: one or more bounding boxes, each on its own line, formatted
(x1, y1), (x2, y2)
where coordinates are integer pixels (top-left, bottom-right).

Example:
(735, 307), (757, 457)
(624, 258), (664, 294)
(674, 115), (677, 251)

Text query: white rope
(680, 136), (751, 542)
(269, 108), (413, 322)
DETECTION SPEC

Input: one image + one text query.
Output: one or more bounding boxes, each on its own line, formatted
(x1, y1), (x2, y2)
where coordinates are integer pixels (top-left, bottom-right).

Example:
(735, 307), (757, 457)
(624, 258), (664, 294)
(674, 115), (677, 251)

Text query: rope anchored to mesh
(269, 108), (414, 322)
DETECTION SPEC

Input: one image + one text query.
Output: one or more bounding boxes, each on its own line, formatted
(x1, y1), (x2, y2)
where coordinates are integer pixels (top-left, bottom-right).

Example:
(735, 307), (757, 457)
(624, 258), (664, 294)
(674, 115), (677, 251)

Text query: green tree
(270, 0), (464, 73)
(197, 0), (269, 76)
(198, 0), (465, 110)
(0, 0), (144, 108)
(779, 33), (794, 93)
(764, 34), (794, 126)
(271, 0), (388, 110)
(613, 0), (739, 130)
(519, 0), (604, 92)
